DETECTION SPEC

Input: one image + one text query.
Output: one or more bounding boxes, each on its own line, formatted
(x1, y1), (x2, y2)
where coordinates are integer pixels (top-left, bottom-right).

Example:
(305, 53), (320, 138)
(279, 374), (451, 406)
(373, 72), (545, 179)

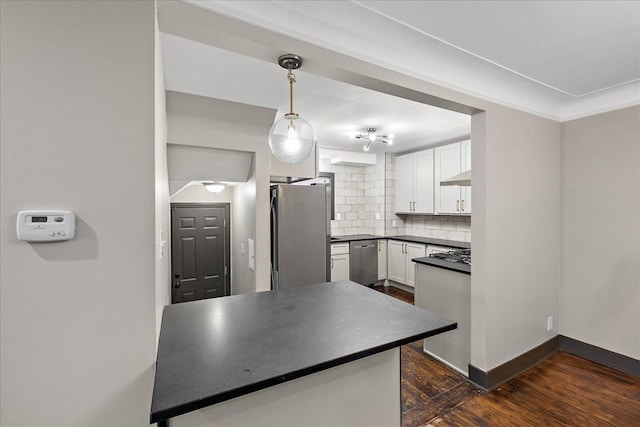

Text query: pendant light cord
(287, 67), (296, 115)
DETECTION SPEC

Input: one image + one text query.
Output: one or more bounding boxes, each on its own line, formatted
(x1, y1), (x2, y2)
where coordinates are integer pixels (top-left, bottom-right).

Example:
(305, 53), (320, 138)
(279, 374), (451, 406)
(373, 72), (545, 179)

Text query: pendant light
(268, 54), (316, 164)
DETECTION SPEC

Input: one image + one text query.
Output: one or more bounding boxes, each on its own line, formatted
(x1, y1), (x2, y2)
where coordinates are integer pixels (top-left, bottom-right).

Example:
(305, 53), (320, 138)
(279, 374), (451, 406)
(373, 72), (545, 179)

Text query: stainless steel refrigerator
(270, 184), (330, 289)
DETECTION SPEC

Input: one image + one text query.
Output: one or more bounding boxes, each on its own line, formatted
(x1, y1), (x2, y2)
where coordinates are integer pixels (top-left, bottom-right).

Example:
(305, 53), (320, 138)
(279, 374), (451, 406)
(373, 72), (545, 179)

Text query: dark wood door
(171, 203), (230, 303)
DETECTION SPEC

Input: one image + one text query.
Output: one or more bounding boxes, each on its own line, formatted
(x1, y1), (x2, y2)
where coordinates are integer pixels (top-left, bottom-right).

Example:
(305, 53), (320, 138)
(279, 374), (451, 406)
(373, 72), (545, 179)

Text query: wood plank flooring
(375, 285), (640, 427)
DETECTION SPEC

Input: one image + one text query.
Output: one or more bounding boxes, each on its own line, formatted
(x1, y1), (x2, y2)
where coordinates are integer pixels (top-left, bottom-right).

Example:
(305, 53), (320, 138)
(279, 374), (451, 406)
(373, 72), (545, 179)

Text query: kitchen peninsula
(150, 281), (456, 426)
(414, 249), (471, 375)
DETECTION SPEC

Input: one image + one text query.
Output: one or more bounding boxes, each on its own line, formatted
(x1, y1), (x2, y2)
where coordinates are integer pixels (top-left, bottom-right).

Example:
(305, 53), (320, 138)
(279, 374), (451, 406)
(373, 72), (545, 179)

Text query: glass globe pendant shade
(268, 113), (316, 164)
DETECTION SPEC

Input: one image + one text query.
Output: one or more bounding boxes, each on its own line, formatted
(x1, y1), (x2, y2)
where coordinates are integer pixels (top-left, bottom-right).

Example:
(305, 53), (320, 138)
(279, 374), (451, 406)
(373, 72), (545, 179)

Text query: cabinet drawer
(331, 243), (350, 255)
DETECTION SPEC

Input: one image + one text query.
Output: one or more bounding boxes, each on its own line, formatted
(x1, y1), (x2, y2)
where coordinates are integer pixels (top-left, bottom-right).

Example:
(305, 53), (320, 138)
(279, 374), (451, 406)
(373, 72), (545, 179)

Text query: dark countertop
(413, 257), (471, 274)
(330, 234), (383, 243)
(389, 235), (470, 249)
(331, 234), (470, 249)
(150, 281), (456, 424)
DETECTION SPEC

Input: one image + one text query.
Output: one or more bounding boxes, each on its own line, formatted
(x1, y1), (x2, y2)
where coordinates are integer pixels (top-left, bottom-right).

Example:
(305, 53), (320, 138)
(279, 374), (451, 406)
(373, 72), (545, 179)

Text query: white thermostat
(16, 210), (76, 242)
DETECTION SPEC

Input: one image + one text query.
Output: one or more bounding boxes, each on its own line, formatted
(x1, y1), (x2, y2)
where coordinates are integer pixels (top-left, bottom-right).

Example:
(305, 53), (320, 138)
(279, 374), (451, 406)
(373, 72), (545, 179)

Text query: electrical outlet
(241, 243), (245, 255)
(336, 212), (342, 220)
(547, 316), (553, 331)
(375, 212), (380, 220)
(392, 220), (397, 227)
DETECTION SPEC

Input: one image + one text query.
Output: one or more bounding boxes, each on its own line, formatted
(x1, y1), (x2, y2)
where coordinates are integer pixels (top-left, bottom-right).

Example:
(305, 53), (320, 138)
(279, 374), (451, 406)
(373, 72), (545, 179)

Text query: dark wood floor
(375, 285), (640, 427)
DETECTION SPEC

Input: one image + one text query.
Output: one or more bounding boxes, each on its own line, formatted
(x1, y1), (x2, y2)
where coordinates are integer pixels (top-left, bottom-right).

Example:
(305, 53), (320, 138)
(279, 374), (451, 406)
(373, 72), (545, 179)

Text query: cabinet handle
(457, 200), (460, 212)
(461, 199), (465, 212)
(412, 201), (415, 211)
(331, 258), (334, 269)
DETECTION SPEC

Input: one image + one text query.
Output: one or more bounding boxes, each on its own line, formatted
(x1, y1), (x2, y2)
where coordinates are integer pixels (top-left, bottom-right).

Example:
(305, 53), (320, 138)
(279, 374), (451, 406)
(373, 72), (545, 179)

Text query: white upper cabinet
(395, 149), (434, 214)
(414, 150), (435, 213)
(395, 154), (414, 214)
(434, 141), (471, 214)
(461, 140), (471, 213)
(434, 143), (462, 214)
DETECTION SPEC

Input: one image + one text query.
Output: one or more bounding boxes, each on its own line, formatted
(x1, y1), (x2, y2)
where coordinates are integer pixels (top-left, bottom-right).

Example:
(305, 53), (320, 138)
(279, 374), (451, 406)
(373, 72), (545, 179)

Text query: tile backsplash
(321, 153), (471, 243)
(320, 156), (385, 236)
(396, 214), (471, 242)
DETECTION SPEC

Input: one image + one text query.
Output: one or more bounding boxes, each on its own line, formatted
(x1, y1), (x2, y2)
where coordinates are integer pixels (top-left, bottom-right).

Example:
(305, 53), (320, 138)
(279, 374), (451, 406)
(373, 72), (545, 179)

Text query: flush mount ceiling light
(202, 182), (226, 193)
(351, 128), (394, 151)
(268, 54), (316, 164)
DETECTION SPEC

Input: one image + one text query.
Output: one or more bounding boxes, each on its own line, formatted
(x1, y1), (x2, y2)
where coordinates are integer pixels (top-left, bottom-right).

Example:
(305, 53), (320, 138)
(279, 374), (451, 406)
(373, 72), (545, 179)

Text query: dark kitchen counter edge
(150, 321), (457, 424)
(330, 234), (384, 243)
(413, 256), (471, 274)
(331, 234), (470, 249)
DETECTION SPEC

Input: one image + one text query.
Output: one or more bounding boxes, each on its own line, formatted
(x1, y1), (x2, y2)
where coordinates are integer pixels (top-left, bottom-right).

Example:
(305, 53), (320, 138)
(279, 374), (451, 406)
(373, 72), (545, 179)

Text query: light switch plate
(248, 239), (255, 271)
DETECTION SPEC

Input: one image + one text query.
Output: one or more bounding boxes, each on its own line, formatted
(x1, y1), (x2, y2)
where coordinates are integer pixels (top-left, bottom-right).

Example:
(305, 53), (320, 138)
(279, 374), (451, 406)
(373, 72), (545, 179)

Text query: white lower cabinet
(330, 243), (350, 282)
(377, 240), (387, 280)
(387, 240), (426, 287)
(405, 243), (426, 287)
(387, 240), (406, 284)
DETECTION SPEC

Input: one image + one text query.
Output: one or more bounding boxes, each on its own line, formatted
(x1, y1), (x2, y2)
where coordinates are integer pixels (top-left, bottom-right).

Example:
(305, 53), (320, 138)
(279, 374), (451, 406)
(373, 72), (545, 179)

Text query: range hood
(440, 170), (471, 186)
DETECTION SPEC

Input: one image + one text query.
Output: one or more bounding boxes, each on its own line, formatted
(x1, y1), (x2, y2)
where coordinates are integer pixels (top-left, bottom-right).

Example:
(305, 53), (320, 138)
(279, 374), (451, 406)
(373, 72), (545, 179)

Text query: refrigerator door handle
(270, 189), (279, 289)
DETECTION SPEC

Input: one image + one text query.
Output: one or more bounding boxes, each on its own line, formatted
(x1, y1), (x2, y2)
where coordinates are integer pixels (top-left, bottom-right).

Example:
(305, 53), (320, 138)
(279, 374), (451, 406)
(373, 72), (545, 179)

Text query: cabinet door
(331, 254), (350, 282)
(414, 149), (434, 214)
(387, 240), (406, 284)
(434, 143), (462, 214)
(461, 140), (471, 214)
(405, 243), (426, 287)
(395, 154), (414, 213)
(377, 240), (387, 280)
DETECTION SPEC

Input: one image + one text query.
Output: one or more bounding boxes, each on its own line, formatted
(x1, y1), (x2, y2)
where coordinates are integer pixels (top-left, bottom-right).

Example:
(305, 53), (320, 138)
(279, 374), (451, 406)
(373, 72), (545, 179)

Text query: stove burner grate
(429, 248), (471, 265)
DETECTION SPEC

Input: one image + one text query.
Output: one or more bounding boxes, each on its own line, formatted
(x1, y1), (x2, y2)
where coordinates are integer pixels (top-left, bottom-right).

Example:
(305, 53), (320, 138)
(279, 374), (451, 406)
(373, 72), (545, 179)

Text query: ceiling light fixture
(203, 182), (226, 194)
(351, 128), (394, 151)
(268, 54), (316, 164)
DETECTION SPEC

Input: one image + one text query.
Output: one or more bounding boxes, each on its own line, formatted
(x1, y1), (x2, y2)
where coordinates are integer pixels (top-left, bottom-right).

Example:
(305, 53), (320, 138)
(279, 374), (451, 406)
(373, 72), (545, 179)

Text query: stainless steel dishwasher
(349, 240), (378, 286)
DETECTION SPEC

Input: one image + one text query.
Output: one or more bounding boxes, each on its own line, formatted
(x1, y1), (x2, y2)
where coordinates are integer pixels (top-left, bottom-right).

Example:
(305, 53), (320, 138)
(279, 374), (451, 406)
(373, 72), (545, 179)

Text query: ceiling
(186, 0), (640, 121)
(163, 1), (639, 154)
(162, 33), (471, 155)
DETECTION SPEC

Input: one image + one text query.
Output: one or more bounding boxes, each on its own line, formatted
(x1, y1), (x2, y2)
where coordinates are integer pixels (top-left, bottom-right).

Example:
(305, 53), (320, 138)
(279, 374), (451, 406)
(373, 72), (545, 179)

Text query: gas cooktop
(429, 248), (471, 266)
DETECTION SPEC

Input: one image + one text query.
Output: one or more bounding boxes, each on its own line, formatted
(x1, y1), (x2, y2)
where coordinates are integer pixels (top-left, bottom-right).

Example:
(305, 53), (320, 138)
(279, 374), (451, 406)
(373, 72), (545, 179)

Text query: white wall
(476, 106), (562, 369)
(155, 6), (171, 346)
(166, 91), (275, 292)
(561, 105), (640, 360)
(0, 2), (156, 426)
(232, 167), (258, 295)
(170, 182), (234, 203)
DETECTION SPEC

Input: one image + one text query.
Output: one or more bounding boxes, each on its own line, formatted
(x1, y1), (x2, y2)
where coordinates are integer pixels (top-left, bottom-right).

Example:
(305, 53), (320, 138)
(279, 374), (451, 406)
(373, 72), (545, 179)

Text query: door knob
(174, 282), (181, 288)
(174, 273), (181, 278)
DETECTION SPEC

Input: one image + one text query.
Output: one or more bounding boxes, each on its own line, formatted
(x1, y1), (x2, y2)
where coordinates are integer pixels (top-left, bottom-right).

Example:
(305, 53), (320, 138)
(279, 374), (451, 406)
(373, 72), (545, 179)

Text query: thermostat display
(17, 210), (76, 242)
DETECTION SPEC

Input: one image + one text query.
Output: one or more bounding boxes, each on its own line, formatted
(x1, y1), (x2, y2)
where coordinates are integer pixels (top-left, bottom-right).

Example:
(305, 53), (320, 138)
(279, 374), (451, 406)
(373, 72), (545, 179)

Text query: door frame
(170, 202), (231, 302)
